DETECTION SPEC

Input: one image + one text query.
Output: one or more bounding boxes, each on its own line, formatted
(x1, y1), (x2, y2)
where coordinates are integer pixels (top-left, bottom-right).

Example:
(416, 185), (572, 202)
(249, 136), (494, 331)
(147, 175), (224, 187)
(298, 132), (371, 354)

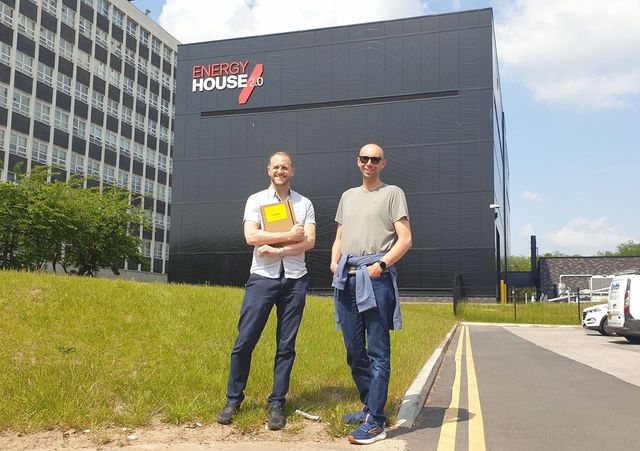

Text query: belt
(347, 265), (386, 276)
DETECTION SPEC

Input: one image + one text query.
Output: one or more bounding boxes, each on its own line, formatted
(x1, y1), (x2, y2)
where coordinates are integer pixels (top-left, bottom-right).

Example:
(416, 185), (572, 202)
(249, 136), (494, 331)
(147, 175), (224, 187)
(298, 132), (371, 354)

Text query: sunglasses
(358, 156), (382, 165)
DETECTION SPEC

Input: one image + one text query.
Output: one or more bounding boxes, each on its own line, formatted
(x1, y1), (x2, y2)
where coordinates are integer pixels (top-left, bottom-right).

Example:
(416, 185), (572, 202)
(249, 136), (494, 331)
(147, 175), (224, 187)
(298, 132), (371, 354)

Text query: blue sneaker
(348, 414), (386, 445)
(342, 406), (368, 424)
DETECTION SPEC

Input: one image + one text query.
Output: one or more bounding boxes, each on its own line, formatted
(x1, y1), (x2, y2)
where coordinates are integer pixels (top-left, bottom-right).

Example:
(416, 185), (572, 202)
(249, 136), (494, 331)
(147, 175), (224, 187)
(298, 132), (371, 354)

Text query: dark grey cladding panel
(172, 11), (503, 294)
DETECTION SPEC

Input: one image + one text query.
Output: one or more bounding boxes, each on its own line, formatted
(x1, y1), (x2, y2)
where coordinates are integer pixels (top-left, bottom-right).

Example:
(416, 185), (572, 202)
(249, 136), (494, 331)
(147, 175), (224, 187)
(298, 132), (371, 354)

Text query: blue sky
(131, 0), (640, 256)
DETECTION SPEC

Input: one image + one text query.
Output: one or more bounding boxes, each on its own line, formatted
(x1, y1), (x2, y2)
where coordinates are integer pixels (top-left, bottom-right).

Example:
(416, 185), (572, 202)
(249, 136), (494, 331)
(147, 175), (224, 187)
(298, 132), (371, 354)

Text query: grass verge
(0, 270), (454, 434)
(456, 302), (583, 325)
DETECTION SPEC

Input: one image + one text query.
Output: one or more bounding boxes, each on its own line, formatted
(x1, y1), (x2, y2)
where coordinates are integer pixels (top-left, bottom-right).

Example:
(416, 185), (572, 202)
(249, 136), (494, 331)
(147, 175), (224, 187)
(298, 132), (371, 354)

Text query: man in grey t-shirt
(330, 143), (412, 445)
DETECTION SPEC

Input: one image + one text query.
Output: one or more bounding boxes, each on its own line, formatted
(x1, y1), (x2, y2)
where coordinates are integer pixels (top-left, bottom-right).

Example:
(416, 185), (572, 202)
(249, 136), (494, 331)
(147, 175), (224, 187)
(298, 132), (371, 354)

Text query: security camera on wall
(489, 203), (500, 209)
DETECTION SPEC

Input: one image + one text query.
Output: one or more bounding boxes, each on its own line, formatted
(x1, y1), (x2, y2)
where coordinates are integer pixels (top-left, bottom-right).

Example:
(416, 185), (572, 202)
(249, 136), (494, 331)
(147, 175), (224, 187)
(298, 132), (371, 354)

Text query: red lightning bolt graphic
(239, 64), (264, 105)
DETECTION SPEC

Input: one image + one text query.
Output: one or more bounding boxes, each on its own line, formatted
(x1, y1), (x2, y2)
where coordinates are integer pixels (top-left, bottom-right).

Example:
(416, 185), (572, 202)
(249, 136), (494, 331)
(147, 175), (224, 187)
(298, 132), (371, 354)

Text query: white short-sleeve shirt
(244, 185), (315, 279)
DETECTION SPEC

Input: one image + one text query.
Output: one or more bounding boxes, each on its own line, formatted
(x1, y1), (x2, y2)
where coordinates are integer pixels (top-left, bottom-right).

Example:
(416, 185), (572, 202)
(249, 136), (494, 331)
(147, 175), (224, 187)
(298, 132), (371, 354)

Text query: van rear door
(608, 277), (629, 327)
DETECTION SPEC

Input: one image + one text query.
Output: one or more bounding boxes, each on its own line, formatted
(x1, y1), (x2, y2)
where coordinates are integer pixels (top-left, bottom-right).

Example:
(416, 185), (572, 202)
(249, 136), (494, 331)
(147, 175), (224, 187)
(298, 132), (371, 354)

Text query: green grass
(0, 270), (455, 434)
(456, 302), (583, 325)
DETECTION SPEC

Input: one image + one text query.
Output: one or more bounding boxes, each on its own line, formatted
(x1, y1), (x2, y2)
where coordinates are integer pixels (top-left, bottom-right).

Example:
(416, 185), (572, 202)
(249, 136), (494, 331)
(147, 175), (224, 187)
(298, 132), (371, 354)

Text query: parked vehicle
(606, 273), (640, 343)
(582, 303), (610, 335)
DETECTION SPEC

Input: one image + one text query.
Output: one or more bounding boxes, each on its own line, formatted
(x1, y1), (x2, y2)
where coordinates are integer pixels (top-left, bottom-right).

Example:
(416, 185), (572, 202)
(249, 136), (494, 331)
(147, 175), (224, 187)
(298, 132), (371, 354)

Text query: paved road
(395, 324), (640, 450)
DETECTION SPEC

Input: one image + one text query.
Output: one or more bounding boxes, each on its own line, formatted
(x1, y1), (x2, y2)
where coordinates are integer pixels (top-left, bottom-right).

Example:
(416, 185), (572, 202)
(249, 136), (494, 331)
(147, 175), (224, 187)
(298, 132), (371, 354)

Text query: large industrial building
(170, 8), (510, 296)
(0, 0), (179, 278)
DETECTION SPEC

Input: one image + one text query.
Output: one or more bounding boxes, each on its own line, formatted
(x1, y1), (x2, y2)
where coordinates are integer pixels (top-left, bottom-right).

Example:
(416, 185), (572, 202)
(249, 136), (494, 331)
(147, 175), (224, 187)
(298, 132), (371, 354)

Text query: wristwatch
(377, 260), (387, 270)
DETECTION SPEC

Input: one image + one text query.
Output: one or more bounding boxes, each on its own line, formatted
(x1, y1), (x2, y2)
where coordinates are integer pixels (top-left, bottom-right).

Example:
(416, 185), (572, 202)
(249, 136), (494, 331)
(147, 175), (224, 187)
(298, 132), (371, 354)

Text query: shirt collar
(268, 184), (292, 202)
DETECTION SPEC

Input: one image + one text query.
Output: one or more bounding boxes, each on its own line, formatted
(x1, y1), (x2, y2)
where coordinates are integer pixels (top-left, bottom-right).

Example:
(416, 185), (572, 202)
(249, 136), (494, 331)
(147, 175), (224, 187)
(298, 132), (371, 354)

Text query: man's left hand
(257, 245), (280, 258)
(367, 262), (384, 278)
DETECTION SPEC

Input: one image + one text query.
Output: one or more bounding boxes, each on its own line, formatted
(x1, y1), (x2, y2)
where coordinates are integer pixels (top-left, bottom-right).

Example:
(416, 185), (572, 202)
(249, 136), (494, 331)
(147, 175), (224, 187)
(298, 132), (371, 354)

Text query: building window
(89, 124), (103, 145)
(126, 18), (137, 37)
(137, 57), (147, 74)
(108, 68), (120, 87)
(150, 65), (159, 82)
(0, 42), (11, 66)
(147, 121), (157, 137)
(145, 149), (156, 167)
(34, 100), (51, 125)
(70, 153), (84, 175)
(105, 130), (117, 151)
(124, 48), (135, 66)
(135, 113), (145, 130)
(94, 60), (106, 80)
(58, 38), (74, 61)
(159, 126), (169, 144)
(157, 154), (167, 172)
(151, 38), (161, 55)
(137, 85), (147, 102)
(111, 39), (122, 58)
(77, 50), (91, 70)
(31, 140), (49, 164)
(0, 3), (13, 28)
(132, 175), (142, 194)
(141, 239), (151, 257)
(79, 17), (92, 38)
(87, 158), (101, 178)
(144, 178), (154, 196)
(153, 241), (163, 259)
(41, 0), (57, 16)
(73, 117), (86, 138)
(12, 90), (31, 116)
(161, 72), (171, 89)
(37, 62), (54, 86)
(154, 213), (165, 230)
(116, 169), (128, 188)
(57, 73), (72, 95)
(139, 28), (149, 46)
(39, 27), (56, 51)
(52, 147), (67, 167)
(123, 76), (134, 95)
(80, 0), (94, 7)
(60, 5), (76, 27)
(15, 51), (33, 75)
(91, 91), (104, 111)
(95, 29), (108, 48)
(54, 110), (69, 132)
(121, 105), (132, 124)
(107, 99), (119, 118)
(9, 132), (28, 157)
(112, 7), (123, 28)
(75, 81), (89, 103)
(17, 14), (36, 40)
(102, 165), (115, 184)
(119, 137), (131, 157)
(148, 91), (158, 109)
(133, 143), (144, 162)
(163, 46), (173, 64)
(96, 0), (109, 17)
(157, 184), (166, 202)
(0, 84), (8, 108)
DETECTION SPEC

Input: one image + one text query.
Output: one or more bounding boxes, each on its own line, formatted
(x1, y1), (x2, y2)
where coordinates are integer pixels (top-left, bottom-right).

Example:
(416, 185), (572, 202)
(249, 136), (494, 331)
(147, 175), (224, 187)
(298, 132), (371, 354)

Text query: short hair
(268, 151), (293, 167)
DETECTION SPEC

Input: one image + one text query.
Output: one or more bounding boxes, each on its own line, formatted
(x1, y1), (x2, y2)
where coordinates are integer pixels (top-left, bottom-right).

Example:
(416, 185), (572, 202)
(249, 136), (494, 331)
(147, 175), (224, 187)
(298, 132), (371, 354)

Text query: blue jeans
(226, 272), (309, 407)
(336, 272), (395, 425)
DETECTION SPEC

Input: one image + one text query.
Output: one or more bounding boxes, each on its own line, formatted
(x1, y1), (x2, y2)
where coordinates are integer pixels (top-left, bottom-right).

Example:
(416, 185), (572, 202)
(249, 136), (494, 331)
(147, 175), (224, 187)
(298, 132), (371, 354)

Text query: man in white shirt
(218, 151), (316, 431)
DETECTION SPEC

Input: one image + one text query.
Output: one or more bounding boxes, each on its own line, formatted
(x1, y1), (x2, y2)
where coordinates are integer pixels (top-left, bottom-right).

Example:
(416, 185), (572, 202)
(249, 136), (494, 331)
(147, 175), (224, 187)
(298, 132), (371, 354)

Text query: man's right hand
(288, 224), (305, 242)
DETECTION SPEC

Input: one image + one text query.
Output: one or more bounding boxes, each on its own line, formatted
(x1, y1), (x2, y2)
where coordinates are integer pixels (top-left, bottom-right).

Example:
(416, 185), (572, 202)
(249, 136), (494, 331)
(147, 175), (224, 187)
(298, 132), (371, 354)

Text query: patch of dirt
(0, 419), (336, 450)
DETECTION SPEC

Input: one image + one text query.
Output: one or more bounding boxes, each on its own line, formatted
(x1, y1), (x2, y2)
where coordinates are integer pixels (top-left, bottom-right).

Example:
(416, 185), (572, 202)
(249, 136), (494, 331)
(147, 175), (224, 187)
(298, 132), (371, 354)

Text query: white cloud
(160, 0), (424, 44)
(521, 223), (534, 237)
(495, 0), (640, 109)
(544, 217), (630, 255)
(523, 190), (539, 202)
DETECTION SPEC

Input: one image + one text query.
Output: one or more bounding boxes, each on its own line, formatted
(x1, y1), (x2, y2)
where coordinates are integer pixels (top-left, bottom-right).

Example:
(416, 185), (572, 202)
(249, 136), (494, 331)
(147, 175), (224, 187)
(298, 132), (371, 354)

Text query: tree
(62, 184), (151, 276)
(598, 240), (640, 257)
(509, 255), (531, 271)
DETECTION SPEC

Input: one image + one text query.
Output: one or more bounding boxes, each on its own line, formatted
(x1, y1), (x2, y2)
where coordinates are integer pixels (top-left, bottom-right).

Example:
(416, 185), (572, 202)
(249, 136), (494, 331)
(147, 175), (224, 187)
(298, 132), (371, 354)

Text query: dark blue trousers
(226, 272), (309, 407)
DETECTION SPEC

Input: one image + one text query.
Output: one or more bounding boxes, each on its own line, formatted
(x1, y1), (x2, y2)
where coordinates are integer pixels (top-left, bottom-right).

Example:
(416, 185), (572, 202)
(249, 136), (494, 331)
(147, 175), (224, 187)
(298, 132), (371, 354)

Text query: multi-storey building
(0, 0), (179, 278)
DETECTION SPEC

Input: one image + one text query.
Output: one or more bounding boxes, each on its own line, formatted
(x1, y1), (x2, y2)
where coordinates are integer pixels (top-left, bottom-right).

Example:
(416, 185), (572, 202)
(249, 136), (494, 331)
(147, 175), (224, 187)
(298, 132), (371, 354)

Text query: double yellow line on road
(437, 325), (486, 451)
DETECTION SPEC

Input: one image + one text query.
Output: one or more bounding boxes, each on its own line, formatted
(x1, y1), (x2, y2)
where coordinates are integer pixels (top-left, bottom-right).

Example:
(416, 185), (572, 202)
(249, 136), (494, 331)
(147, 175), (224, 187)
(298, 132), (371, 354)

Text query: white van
(607, 274), (640, 343)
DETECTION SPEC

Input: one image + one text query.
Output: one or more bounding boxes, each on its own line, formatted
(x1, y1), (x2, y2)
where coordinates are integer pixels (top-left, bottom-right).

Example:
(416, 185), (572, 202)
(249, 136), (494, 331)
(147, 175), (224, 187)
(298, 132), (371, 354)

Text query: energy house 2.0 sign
(191, 61), (264, 104)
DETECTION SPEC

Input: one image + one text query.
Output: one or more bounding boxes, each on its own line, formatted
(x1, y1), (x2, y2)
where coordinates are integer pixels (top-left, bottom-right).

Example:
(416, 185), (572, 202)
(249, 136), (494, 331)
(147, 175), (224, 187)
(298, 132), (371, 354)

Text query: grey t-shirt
(335, 184), (409, 256)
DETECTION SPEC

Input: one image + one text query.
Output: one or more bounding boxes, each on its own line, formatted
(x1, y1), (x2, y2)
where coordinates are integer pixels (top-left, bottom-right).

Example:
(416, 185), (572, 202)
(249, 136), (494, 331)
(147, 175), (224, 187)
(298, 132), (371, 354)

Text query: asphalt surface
(401, 324), (640, 451)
